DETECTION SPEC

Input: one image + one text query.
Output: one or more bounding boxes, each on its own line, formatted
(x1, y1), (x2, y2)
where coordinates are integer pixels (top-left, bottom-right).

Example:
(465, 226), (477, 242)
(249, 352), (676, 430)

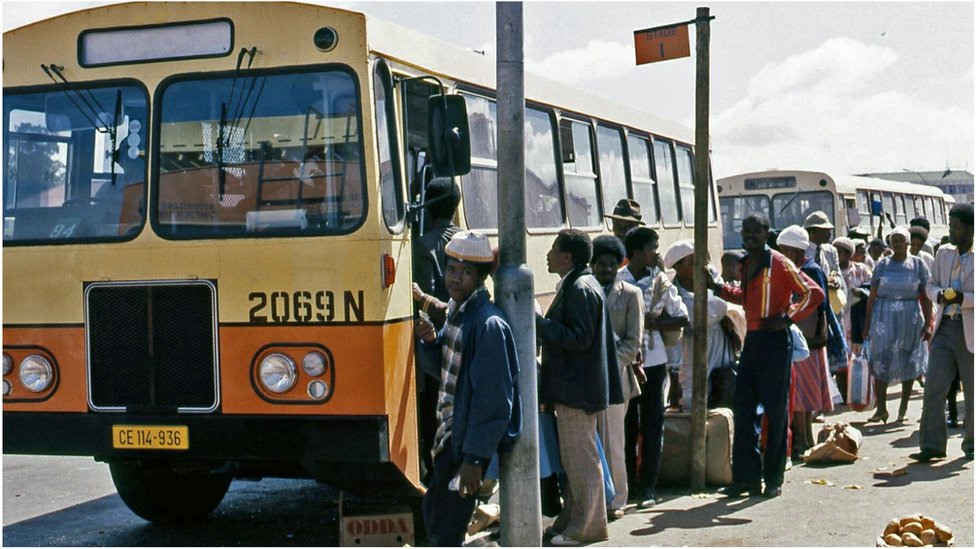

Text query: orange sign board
(634, 24), (690, 65)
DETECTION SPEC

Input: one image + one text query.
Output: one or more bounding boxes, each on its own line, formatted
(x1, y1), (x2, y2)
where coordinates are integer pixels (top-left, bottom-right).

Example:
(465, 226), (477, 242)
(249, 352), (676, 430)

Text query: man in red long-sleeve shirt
(706, 213), (824, 498)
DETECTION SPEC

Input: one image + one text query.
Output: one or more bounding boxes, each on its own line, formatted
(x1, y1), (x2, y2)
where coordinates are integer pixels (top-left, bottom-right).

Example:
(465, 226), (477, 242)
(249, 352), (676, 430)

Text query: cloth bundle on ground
(801, 422), (863, 464)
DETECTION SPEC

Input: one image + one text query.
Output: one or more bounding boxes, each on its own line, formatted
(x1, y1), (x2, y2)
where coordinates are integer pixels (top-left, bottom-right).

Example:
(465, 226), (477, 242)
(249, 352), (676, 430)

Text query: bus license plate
(112, 425), (189, 450)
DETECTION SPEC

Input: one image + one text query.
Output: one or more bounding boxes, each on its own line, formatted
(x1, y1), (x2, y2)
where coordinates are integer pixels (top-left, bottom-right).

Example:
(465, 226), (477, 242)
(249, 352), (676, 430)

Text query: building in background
(861, 170), (974, 204)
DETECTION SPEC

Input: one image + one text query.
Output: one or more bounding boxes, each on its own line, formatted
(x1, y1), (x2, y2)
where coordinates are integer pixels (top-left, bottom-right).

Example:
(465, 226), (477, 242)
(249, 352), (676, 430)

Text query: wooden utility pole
(690, 6), (712, 491)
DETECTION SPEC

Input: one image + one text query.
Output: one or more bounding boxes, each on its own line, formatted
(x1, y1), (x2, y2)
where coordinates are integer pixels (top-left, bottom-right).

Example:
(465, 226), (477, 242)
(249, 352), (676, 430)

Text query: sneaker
(762, 485), (782, 498)
(637, 495), (656, 509)
(908, 449), (947, 462)
(607, 507), (624, 521)
(550, 534), (583, 547)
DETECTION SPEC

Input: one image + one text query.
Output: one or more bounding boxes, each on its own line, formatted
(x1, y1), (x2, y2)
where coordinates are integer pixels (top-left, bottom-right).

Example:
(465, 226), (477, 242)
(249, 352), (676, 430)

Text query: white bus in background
(716, 170), (952, 250)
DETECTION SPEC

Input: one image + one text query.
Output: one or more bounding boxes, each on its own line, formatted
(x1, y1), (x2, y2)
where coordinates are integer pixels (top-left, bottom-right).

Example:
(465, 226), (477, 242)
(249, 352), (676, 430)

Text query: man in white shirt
(914, 204), (974, 462)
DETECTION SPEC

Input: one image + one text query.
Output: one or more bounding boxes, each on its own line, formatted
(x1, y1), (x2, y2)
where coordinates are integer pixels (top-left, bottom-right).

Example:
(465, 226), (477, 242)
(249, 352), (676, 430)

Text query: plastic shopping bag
(846, 342), (875, 411)
(790, 324), (810, 362)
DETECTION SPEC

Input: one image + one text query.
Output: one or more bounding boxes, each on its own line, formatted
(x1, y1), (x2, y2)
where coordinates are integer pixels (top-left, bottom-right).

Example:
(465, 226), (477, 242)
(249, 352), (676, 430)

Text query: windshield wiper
(108, 89), (122, 187)
(777, 189), (800, 217)
(41, 64), (113, 134)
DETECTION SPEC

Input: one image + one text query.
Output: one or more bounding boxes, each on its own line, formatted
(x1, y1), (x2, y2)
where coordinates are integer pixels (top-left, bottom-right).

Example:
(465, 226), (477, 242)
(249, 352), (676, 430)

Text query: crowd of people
(407, 180), (973, 546)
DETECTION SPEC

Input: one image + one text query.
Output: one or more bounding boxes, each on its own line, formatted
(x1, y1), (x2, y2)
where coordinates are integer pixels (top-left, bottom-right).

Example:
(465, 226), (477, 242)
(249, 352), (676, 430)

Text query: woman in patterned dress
(862, 228), (933, 423)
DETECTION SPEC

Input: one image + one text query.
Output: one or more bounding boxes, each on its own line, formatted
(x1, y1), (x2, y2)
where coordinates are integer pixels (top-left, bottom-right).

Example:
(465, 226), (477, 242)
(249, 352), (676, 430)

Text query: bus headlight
(259, 353), (297, 393)
(308, 380), (328, 400)
(302, 352), (327, 377)
(20, 355), (53, 393)
(2, 379), (11, 396)
(3, 353), (12, 375)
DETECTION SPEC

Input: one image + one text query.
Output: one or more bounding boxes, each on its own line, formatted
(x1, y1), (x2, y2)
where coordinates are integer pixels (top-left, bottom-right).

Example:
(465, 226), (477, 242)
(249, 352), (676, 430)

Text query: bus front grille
(85, 281), (219, 412)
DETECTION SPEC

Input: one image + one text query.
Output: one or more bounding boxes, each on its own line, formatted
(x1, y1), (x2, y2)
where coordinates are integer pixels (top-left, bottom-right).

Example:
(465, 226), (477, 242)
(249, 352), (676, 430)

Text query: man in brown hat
(605, 198), (646, 240)
(804, 211), (847, 310)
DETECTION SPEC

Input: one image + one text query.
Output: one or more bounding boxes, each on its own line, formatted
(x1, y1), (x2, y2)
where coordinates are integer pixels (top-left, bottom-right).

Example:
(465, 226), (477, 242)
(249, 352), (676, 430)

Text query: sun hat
(777, 225), (811, 251)
(832, 237), (855, 254)
(803, 211), (834, 230)
(663, 239), (695, 269)
(445, 231), (494, 264)
(604, 198), (646, 225)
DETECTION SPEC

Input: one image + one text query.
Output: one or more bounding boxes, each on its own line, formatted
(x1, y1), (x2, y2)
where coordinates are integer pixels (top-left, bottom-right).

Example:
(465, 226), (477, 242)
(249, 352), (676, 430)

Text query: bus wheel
(108, 460), (231, 524)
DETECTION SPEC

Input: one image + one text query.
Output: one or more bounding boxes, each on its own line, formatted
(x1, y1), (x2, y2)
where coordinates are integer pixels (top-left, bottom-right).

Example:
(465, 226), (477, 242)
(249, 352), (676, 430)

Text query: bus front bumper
(3, 412), (392, 471)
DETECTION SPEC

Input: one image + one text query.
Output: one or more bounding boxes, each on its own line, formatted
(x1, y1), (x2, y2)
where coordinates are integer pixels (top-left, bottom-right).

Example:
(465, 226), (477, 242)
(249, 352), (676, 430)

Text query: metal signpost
(496, 2), (542, 546)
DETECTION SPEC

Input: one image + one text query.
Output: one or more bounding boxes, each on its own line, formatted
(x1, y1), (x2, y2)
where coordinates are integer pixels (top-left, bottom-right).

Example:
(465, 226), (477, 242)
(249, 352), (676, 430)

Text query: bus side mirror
(427, 94), (471, 177)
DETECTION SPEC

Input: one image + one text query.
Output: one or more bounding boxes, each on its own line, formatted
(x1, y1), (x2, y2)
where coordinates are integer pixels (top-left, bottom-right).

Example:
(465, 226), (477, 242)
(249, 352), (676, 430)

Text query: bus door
(396, 75), (471, 484)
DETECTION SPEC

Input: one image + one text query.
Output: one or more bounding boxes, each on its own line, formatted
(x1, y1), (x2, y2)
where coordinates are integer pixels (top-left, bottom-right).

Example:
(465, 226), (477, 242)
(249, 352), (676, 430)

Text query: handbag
(797, 306), (828, 349)
(790, 323), (810, 362)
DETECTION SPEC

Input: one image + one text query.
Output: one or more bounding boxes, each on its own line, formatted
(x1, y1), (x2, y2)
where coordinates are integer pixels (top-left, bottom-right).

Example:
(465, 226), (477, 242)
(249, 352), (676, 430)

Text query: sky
(3, 1), (973, 179)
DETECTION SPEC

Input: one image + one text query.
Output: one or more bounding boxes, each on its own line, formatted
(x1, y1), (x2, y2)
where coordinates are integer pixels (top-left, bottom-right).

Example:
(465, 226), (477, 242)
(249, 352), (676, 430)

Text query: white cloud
(713, 37), (974, 177)
(526, 40), (634, 86)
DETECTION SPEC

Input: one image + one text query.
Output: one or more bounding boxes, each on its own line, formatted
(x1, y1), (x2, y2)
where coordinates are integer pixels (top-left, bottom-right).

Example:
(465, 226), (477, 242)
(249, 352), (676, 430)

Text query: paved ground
(470, 384), (973, 547)
(4, 384), (970, 546)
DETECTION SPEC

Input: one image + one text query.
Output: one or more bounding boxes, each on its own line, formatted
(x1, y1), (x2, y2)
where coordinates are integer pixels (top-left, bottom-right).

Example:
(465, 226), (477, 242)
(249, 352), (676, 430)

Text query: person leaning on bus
(414, 231), (521, 547)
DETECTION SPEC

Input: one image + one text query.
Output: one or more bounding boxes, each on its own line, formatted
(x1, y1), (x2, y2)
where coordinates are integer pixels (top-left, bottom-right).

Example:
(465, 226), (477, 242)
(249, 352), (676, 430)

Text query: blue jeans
(422, 446), (478, 546)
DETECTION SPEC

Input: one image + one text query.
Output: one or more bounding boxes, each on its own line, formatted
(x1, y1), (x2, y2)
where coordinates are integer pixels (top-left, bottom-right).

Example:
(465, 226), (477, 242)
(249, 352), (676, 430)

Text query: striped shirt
(719, 247), (824, 331)
(431, 286), (486, 459)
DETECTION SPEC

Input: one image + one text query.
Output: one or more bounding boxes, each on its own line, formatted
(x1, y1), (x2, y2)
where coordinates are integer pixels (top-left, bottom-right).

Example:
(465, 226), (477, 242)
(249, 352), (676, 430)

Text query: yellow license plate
(112, 425), (189, 450)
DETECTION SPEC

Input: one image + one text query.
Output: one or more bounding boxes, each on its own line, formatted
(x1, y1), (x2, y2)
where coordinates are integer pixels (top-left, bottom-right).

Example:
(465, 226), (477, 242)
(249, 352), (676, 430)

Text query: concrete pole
(690, 6), (711, 491)
(495, 2), (541, 546)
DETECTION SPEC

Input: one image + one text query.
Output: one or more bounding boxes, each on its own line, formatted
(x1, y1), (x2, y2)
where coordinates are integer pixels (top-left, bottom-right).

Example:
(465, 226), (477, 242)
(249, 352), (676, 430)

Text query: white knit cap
(663, 239), (695, 269)
(832, 236), (855, 254)
(445, 230), (494, 264)
(890, 226), (911, 242)
(777, 225), (811, 251)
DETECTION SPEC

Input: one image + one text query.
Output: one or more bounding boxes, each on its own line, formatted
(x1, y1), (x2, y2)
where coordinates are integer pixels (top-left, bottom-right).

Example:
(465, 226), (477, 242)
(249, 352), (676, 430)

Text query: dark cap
(604, 198), (646, 225)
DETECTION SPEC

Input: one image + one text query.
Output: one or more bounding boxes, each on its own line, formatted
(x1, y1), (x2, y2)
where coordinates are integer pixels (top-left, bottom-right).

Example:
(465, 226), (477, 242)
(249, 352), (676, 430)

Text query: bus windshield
(155, 69), (365, 238)
(772, 190), (833, 231)
(720, 195), (770, 249)
(3, 83), (148, 244)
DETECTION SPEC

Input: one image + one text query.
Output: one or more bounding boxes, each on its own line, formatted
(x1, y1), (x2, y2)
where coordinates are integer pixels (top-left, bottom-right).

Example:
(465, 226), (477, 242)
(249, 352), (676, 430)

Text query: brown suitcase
(657, 408), (734, 486)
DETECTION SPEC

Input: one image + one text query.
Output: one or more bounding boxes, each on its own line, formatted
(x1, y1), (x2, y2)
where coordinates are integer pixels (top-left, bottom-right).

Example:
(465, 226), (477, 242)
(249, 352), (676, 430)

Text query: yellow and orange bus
(3, 1), (721, 523)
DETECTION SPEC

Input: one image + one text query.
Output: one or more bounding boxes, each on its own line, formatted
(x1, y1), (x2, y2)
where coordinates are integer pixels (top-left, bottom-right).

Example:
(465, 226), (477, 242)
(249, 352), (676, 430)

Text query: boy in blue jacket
(414, 231), (521, 546)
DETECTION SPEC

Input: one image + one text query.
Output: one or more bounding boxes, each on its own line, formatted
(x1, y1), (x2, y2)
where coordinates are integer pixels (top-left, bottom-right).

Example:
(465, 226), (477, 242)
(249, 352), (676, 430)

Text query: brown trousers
(552, 403), (609, 542)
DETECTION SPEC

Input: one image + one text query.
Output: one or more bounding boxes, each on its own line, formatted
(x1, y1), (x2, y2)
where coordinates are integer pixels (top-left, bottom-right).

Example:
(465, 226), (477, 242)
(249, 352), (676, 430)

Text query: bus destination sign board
(634, 24), (690, 65)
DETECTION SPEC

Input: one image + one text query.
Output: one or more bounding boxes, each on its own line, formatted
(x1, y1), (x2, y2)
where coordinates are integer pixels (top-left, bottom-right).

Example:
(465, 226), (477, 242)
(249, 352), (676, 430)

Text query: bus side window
(559, 118), (600, 228)
(524, 106), (563, 229)
(846, 197), (860, 229)
(627, 134), (659, 225)
(652, 139), (680, 226)
(453, 92), (499, 230)
(596, 125), (627, 229)
(894, 193), (907, 226)
(674, 146), (695, 225)
(373, 61), (404, 230)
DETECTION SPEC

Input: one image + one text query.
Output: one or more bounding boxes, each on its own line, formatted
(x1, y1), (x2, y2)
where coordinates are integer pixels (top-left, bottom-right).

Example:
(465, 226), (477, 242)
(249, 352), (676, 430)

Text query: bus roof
(717, 169), (946, 198)
(363, 14), (695, 144)
(6, 1), (696, 145)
